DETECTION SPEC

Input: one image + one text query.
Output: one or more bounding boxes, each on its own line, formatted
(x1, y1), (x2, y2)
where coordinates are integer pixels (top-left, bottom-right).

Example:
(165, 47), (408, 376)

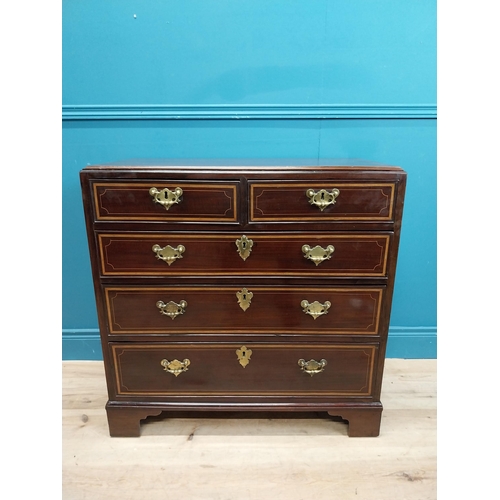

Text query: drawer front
(105, 286), (383, 335)
(92, 182), (238, 222)
(250, 182), (395, 222)
(98, 233), (390, 277)
(111, 343), (378, 397)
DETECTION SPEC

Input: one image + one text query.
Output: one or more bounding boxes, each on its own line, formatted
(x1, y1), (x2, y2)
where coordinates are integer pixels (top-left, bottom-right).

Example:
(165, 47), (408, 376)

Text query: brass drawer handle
(298, 358), (327, 376)
(306, 188), (340, 211)
(149, 187), (183, 211)
(302, 244), (335, 266)
(156, 300), (187, 319)
(236, 235), (253, 261)
(152, 244), (185, 265)
(301, 300), (331, 320)
(161, 358), (190, 377)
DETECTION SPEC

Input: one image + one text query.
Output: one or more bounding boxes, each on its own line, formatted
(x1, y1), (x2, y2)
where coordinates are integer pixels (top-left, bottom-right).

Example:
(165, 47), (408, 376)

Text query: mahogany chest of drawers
(80, 160), (406, 437)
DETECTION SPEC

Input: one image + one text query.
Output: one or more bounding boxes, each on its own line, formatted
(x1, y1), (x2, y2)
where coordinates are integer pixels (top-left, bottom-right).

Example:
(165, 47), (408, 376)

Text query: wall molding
(385, 327), (437, 359)
(62, 327), (437, 360)
(62, 104), (437, 121)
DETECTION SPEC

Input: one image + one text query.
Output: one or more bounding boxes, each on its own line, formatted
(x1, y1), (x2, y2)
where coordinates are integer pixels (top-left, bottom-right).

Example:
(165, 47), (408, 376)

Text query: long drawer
(250, 181), (396, 222)
(92, 181), (239, 222)
(104, 286), (383, 335)
(98, 233), (391, 277)
(111, 343), (379, 397)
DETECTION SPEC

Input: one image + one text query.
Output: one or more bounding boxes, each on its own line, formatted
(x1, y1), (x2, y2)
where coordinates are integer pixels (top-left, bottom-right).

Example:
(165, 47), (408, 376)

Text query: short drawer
(105, 286), (383, 335)
(111, 343), (378, 397)
(92, 181), (238, 222)
(250, 181), (395, 222)
(98, 233), (390, 277)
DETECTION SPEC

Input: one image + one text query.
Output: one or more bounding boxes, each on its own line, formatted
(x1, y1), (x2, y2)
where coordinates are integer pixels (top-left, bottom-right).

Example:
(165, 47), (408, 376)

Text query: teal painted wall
(62, 1), (436, 359)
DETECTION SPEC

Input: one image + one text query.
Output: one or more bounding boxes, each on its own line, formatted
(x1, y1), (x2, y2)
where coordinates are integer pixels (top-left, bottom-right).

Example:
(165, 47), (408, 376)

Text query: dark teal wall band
(62, 104), (437, 121)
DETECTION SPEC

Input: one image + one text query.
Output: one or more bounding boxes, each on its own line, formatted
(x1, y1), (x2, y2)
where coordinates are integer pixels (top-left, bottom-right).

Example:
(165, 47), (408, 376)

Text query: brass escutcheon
(236, 346), (252, 368)
(156, 300), (187, 320)
(160, 358), (190, 377)
(149, 187), (183, 211)
(236, 288), (253, 311)
(306, 188), (340, 211)
(298, 358), (327, 376)
(301, 300), (331, 320)
(152, 244), (185, 266)
(235, 235), (253, 261)
(302, 244), (335, 266)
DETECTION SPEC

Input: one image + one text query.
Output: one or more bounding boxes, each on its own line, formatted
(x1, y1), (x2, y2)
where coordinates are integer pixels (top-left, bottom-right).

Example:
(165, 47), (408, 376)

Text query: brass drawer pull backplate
(302, 244), (335, 266)
(298, 358), (327, 376)
(156, 300), (187, 319)
(306, 188), (340, 211)
(160, 358), (190, 377)
(301, 300), (331, 320)
(152, 244), (185, 265)
(149, 187), (183, 211)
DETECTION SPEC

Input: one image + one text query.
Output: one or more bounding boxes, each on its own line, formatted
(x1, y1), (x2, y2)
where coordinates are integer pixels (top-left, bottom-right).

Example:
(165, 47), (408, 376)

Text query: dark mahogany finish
(111, 343), (378, 396)
(98, 233), (390, 277)
(249, 181), (395, 221)
(93, 181), (238, 222)
(105, 286), (383, 335)
(80, 160), (406, 437)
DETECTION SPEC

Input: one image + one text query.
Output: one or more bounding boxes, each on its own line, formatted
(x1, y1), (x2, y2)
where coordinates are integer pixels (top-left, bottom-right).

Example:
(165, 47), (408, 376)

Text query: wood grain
(80, 163), (407, 437)
(63, 359), (436, 500)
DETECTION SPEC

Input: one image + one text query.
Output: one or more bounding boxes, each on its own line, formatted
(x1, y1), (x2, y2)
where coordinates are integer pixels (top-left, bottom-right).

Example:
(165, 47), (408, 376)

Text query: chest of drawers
(80, 160), (406, 437)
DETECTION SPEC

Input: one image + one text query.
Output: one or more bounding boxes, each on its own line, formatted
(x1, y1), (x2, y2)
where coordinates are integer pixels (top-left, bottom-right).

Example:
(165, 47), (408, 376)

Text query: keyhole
(321, 192), (325, 200)
(242, 351), (246, 357)
(242, 242), (246, 249)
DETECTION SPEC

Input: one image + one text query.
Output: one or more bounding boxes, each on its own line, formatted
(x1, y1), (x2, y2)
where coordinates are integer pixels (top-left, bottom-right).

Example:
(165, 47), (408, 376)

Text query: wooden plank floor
(62, 359), (436, 500)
